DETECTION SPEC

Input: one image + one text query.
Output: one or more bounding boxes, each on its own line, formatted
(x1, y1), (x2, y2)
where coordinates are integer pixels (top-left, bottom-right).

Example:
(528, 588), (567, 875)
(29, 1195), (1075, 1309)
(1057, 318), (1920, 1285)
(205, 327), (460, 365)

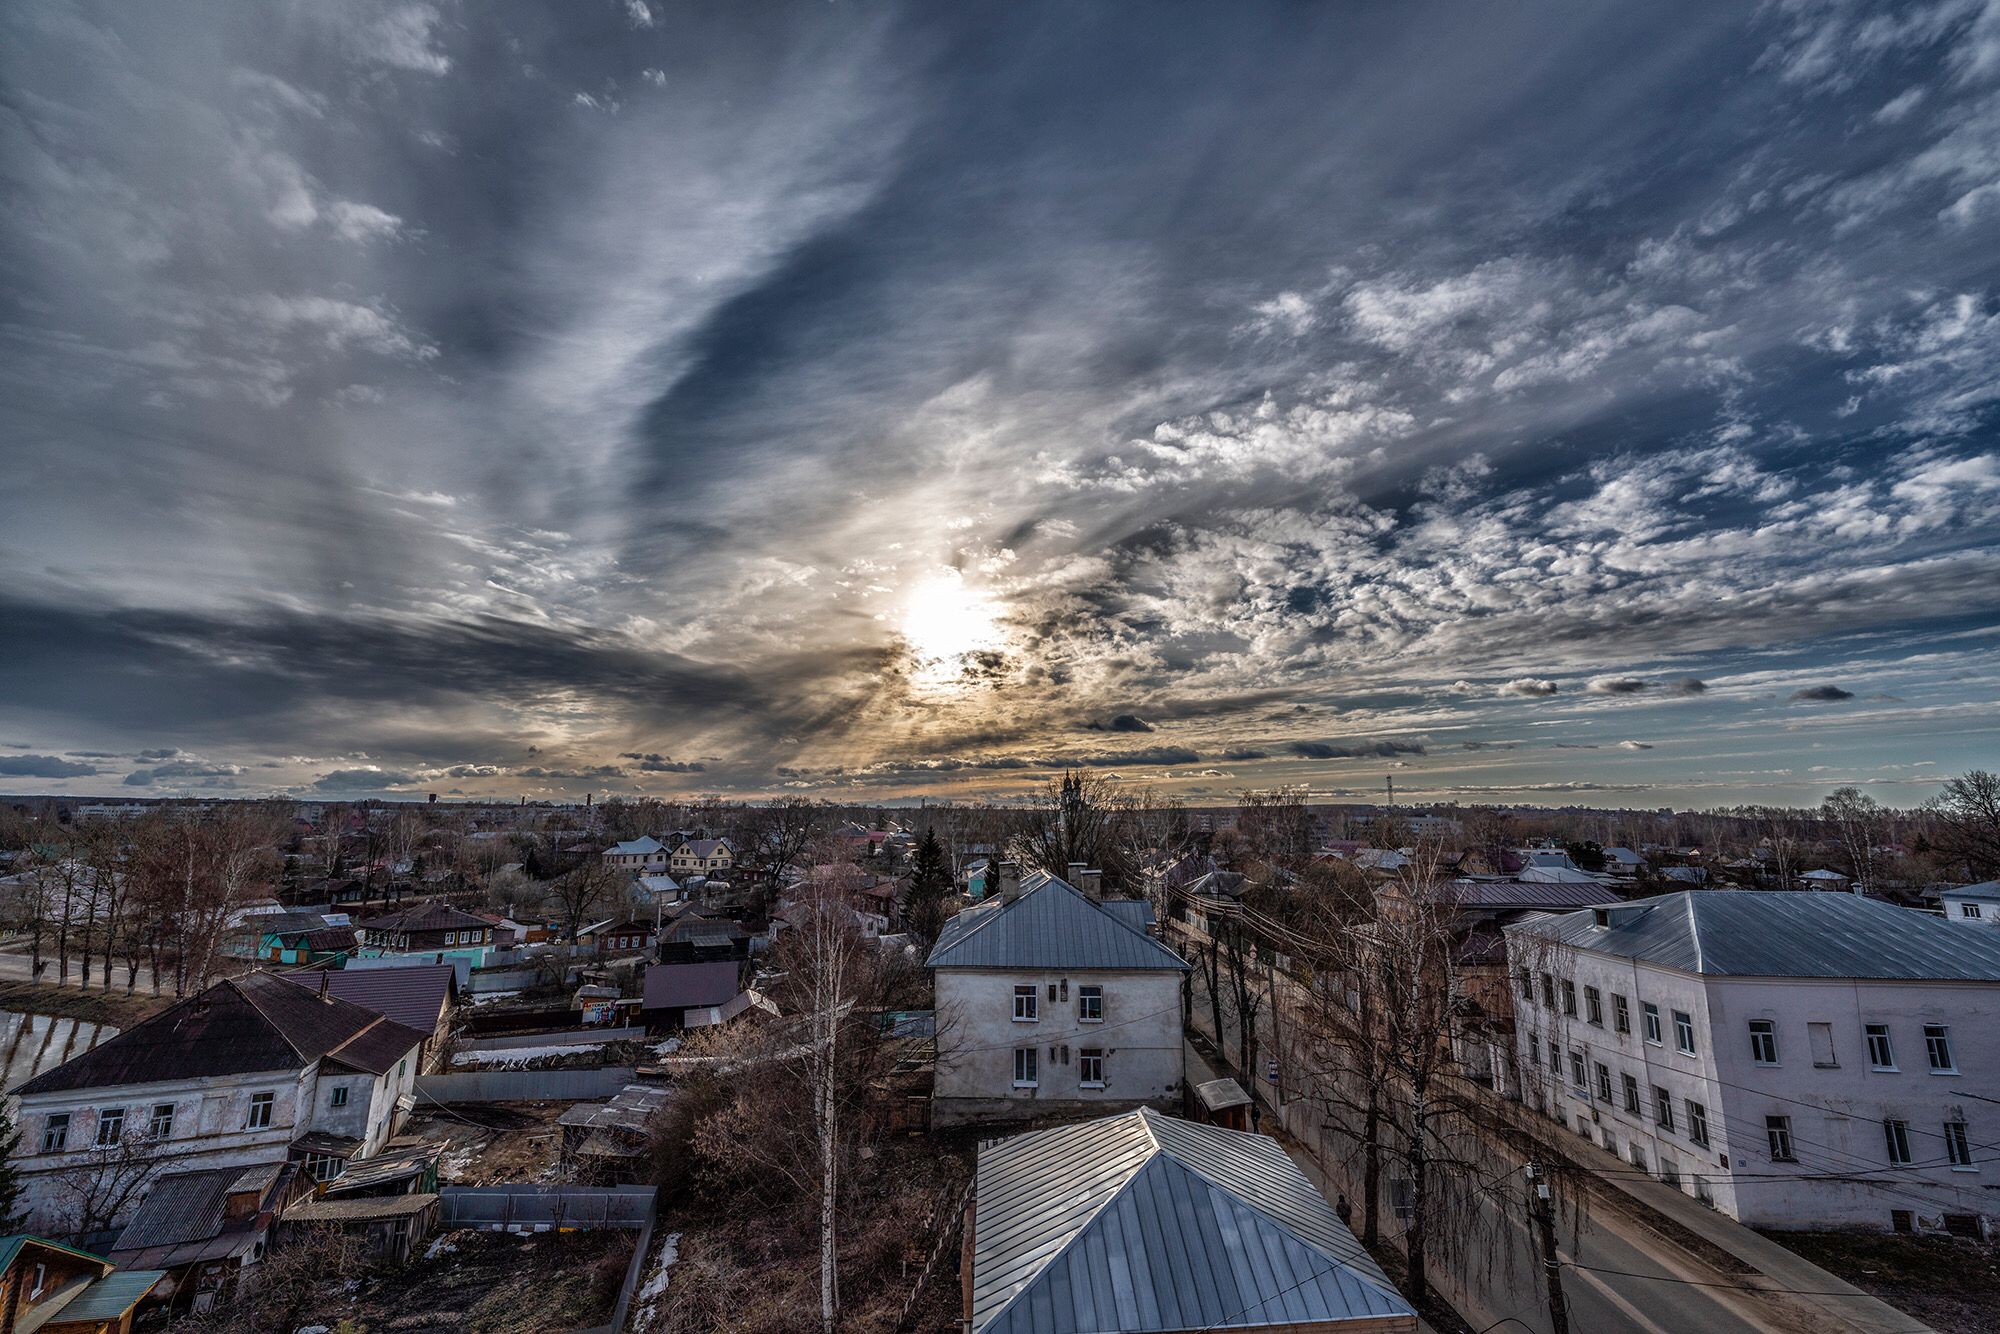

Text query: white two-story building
(927, 864), (1189, 1126)
(1506, 891), (2000, 1235)
(7, 971), (426, 1235)
(1940, 880), (2000, 926)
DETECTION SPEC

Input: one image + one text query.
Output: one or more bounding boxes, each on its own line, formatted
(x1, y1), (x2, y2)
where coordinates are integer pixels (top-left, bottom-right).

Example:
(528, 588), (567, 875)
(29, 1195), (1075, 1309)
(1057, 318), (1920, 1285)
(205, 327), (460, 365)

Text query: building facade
(1507, 892), (2000, 1235)
(927, 866), (1189, 1126)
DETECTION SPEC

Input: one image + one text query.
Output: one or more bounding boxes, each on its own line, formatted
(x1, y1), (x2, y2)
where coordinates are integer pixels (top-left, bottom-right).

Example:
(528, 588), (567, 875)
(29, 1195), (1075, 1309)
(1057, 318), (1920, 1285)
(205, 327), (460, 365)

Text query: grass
(1760, 1229), (2000, 1334)
(0, 978), (172, 1028)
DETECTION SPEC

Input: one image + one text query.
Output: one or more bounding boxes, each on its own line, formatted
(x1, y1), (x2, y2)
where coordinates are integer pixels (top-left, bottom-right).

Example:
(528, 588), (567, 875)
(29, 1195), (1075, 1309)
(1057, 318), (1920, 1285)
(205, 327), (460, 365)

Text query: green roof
(50, 1270), (165, 1320)
(0, 1234), (108, 1274)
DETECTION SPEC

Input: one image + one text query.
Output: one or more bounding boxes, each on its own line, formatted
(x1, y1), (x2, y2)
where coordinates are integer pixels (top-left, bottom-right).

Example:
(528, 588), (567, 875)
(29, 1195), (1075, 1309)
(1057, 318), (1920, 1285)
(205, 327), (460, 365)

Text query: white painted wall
(933, 968), (1183, 1124)
(1939, 894), (1998, 927)
(1507, 930), (2000, 1233)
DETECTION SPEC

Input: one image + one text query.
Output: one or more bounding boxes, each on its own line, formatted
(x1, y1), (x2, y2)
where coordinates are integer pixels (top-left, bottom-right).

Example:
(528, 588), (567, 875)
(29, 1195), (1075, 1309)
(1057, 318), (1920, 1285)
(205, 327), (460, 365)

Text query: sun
(901, 571), (1003, 682)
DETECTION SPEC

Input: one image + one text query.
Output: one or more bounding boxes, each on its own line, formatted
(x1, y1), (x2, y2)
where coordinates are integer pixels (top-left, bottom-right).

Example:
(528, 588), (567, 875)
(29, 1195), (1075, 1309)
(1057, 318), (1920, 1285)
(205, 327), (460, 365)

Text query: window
(1766, 1116), (1795, 1162)
(1643, 1003), (1662, 1045)
(1963, 903), (1984, 919)
(1078, 985), (1103, 1023)
(1012, 1047), (1038, 1088)
(1884, 1118), (1912, 1165)
(1528, 1034), (1540, 1068)
(1654, 1087), (1675, 1132)
(1629, 1143), (1648, 1172)
(1660, 1155), (1681, 1188)
(1561, 980), (1578, 1018)
(96, 1107), (124, 1146)
(148, 1103), (174, 1138)
(1687, 1100), (1710, 1147)
(1622, 1073), (1641, 1115)
(1012, 986), (1038, 1023)
(1540, 973), (1556, 1008)
(1925, 1024), (1956, 1073)
(1945, 1120), (1974, 1169)
(41, 1113), (69, 1154)
(1891, 1209), (1914, 1233)
(1079, 1048), (1104, 1087)
(1672, 1010), (1696, 1055)
(330, 1086), (349, 1109)
(444, 930), (458, 945)
(246, 1091), (275, 1130)
(1585, 986), (1604, 1027)
(1866, 1023), (1895, 1070)
(1569, 1049), (1586, 1090)
(1748, 1020), (1778, 1065)
(1613, 994), (1631, 1035)
(302, 1152), (345, 1182)
(1594, 1062), (1613, 1103)
(1517, 970), (1534, 1001)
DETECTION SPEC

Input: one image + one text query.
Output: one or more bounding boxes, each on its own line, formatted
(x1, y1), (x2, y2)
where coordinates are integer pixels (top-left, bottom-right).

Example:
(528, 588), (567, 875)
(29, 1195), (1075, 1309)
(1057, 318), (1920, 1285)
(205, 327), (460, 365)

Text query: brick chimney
(1079, 867), (1103, 901)
(997, 860), (1022, 902)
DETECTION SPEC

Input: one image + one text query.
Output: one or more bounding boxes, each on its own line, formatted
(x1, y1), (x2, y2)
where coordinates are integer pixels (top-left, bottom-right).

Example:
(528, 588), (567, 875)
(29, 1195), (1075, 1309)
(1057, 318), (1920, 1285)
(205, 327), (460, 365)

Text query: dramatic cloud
(1790, 686), (1857, 702)
(0, 755), (102, 779)
(2, 2), (1998, 806)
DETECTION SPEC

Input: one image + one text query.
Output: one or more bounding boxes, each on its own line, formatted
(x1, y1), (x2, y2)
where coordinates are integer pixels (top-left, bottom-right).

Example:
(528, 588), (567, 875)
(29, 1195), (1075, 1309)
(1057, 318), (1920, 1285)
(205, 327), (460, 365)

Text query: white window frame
(95, 1106), (124, 1146)
(1077, 985), (1103, 1023)
(1748, 1020), (1778, 1066)
(1621, 1072), (1641, 1115)
(1924, 1024), (1956, 1074)
(1654, 1086), (1674, 1133)
(1078, 1048), (1105, 1088)
(1963, 903), (1983, 919)
(41, 1114), (69, 1154)
(1012, 985), (1038, 1023)
(330, 1085), (350, 1109)
(1866, 1023), (1896, 1070)
(148, 1103), (175, 1139)
(1766, 1115), (1795, 1162)
(1687, 1100), (1710, 1148)
(246, 1091), (275, 1130)
(1561, 979), (1578, 1018)
(1945, 1120), (1975, 1170)
(1643, 1002), (1662, 1046)
(1613, 994), (1630, 1035)
(1584, 986), (1604, 1027)
(1884, 1118), (1912, 1165)
(1012, 1047), (1038, 1088)
(1568, 1049), (1586, 1090)
(1673, 1009), (1697, 1056)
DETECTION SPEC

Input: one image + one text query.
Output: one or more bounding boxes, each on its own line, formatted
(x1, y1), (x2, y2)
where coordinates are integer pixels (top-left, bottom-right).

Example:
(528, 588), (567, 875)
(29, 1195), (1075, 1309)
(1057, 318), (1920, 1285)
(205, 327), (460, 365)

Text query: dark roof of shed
(643, 961), (741, 1010)
(12, 972), (424, 1095)
(305, 964), (456, 1034)
(358, 901), (491, 934)
(1508, 890), (2000, 980)
(927, 873), (1188, 972)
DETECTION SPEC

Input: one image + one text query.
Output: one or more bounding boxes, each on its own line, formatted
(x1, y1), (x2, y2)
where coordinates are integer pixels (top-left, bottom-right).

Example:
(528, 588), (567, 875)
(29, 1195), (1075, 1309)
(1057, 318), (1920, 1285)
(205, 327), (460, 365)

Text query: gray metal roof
(1507, 890), (2000, 981)
(927, 873), (1188, 973)
(971, 1107), (1411, 1334)
(1942, 881), (2000, 903)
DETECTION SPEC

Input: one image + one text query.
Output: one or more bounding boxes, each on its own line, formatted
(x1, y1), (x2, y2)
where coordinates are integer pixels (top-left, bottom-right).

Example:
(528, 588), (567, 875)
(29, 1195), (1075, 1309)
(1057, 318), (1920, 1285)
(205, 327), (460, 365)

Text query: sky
(2, 0), (1999, 809)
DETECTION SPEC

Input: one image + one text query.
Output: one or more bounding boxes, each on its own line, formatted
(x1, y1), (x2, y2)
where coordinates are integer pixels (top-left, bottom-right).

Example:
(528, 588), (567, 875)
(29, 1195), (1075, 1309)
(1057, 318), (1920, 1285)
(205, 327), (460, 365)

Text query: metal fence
(440, 1184), (657, 1230)
(460, 1026), (645, 1052)
(414, 1066), (640, 1104)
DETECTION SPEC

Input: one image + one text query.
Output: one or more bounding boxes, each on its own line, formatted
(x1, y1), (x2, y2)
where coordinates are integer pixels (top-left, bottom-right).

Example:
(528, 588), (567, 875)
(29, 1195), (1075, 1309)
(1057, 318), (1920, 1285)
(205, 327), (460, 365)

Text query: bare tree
(550, 856), (625, 944)
(1927, 770), (2000, 880)
(1821, 787), (1886, 891)
(1014, 771), (1141, 892)
(49, 1130), (188, 1242)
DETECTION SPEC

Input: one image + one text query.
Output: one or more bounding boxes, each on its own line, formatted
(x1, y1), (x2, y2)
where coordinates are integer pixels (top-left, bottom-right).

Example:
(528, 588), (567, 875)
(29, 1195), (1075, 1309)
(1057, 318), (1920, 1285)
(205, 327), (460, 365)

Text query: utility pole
(1524, 1163), (1570, 1334)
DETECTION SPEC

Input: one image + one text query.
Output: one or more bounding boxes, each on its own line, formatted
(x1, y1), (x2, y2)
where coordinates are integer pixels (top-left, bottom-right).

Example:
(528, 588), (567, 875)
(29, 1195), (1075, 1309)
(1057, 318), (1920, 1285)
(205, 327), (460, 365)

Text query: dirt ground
(399, 1102), (566, 1185)
(0, 979), (172, 1028)
(1762, 1230), (2000, 1334)
(299, 1229), (634, 1334)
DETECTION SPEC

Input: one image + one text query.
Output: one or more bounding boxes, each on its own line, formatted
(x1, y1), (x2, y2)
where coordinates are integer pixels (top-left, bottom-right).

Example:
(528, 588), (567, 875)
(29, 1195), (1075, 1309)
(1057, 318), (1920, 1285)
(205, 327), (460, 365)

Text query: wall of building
(932, 968), (1183, 1126)
(1507, 930), (2000, 1233)
(1940, 895), (1998, 927)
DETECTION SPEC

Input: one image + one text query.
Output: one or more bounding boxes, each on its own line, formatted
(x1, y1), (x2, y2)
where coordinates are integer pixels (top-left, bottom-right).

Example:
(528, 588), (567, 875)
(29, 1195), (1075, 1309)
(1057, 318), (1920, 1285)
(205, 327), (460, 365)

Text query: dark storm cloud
(1289, 740), (1427, 759)
(125, 760), (244, 786)
(1791, 686), (1857, 702)
(4, 1), (2000, 799)
(0, 755), (101, 779)
(313, 768), (419, 791)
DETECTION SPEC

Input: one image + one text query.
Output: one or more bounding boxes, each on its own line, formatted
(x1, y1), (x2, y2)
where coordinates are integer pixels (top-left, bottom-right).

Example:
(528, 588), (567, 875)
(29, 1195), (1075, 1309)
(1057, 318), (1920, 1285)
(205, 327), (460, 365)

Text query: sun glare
(901, 572), (1003, 683)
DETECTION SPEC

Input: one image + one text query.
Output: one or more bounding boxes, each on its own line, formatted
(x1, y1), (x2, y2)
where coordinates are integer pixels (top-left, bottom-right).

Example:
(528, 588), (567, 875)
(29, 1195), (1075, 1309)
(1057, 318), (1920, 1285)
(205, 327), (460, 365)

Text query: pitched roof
(676, 838), (733, 858)
(0, 1234), (109, 1275)
(927, 873), (1187, 972)
(12, 972), (424, 1095)
(610, 836), (665, 856)
(643, 961), (741, 1010)
(1943, 880), (2000, 903)
(305, 964), (455, 1035)
(1508, 890), (2000, 981)
(357, 901), (491, 934)
(1439, 879), (1622, 910)
(971, 1108), (1410, 1334)
(109, 1163), (283, 1258)
(48, 1269), (165, 1321)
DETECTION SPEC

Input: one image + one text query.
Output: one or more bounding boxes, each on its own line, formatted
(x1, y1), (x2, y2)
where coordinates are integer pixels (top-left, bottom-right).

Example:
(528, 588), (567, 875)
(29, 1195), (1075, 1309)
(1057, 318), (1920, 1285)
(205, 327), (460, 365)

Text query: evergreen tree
(905, 828), (952, 942)
(0, 1100), (24, 1230)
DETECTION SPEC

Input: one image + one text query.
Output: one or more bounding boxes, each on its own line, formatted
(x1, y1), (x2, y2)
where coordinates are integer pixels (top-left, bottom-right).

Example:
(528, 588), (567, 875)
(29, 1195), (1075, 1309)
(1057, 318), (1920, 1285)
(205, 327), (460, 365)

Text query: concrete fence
(439, 1185), (659, 1334)
(415, 1066), (640, 1104)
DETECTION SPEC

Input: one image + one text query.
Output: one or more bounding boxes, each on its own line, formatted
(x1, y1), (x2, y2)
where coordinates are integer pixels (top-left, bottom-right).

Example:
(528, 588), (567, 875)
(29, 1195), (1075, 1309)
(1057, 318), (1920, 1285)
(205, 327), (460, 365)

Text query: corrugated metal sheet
(927, 874), (1188, 973)
(971, 1108), (1411, 1333)
(414, 1066), (640, 1103)
(1508, 890), (2000, 979)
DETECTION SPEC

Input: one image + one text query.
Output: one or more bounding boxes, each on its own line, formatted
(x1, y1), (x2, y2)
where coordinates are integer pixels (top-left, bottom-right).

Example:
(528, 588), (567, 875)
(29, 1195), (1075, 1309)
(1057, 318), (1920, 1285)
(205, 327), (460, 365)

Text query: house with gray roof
(1506, 891), (2000, 1235)
(1940, 879), (2000, 926)
(926, 866), (1189, 1126)
(967, 1107), (1416, 1333)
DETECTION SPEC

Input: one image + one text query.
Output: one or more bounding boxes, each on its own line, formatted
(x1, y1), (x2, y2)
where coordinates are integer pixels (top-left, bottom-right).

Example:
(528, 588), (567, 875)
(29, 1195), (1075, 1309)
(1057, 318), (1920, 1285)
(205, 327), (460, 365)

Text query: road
(1185, 983), (1821, 1334)
(0, 945), (165, 994)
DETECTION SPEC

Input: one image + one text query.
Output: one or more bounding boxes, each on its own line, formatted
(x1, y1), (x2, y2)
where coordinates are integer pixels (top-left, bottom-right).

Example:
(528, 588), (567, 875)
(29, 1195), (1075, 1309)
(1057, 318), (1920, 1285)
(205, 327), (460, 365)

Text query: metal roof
(50, 1269), (165, 1321)
(927, 873), (1189, 973)
(1507, 890), (2000, 981)
(971, 1108), (1410, 1334)
(643, 960), (741, 1010)
(1440, 879), (1622, 910)
(1943, 880), (2000, 903)
(305, 963), (456, 1035)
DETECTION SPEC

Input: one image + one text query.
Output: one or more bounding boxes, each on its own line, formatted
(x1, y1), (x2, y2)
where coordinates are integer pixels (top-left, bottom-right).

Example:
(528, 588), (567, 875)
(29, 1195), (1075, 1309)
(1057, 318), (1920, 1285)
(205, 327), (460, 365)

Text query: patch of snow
(423, 1234), (459, 1260)
(651, 1037), (682, 1056)
(630, 1232), (682, 1331)
(450, 1044), (585, 1067)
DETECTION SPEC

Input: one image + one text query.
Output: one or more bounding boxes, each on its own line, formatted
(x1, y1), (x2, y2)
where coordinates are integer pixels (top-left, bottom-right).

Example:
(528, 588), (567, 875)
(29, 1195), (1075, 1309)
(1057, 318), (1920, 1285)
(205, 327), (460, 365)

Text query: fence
(440, 1185), (659, 1334)
(415, 1066), (640, 1104)
(460, 1026), (644, 1052)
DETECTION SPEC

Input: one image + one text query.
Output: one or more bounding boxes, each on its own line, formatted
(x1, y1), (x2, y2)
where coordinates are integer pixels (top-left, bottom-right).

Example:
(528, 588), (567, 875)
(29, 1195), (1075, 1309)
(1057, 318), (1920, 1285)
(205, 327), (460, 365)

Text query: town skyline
(4, 2), (1998, 807)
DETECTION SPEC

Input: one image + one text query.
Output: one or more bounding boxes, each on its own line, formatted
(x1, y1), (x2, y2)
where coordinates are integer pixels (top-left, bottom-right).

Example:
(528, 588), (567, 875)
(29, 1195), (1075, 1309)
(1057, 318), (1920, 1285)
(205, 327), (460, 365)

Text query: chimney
(997, 860), (1022, 902)
(318, 970), (331, 1001)
(1077, 866), (1103, 901)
